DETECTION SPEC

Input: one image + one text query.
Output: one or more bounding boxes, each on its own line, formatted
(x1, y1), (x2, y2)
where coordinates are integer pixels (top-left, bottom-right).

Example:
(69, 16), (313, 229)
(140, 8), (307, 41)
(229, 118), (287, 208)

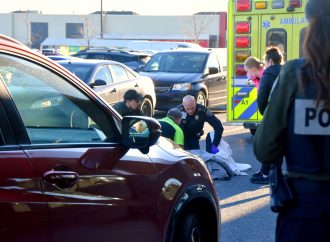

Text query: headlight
(172, 83), (192, 91)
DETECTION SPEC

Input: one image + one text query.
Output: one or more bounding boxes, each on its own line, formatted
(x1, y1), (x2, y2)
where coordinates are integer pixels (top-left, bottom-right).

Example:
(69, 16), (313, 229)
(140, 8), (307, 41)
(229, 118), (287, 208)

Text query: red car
(0, 35), (220, 242)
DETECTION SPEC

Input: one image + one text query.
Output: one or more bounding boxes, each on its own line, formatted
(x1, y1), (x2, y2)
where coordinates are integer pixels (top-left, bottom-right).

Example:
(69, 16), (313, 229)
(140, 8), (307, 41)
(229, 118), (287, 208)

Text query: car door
(1, 53), (161, 242)
(91, 65), (119, 105)
(204, 53), (223, 107)
(0, 71), (49, 241)
(109, 64), (135, 100)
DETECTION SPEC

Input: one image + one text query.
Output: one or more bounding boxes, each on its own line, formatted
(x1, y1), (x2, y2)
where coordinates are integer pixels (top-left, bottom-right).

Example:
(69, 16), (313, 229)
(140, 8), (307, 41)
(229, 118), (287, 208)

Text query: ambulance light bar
(289, 0), (301, 7)
(235, 22), (250, 34)
(236, 0), (251, 12)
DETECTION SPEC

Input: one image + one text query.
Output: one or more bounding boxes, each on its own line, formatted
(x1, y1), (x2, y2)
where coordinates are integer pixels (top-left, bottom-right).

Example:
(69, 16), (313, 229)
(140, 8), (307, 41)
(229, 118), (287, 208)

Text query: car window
(0, 54), (117, 144)
(126, 68), (136, 79)
(143, 52), (208, 73)
(93, 66), (113, 84)
(111, 54), (136, 63)
(206, 53), (220, 70)
(88, 53), (107, 60)
(111, 64), (129, 82)
(60, 63), (94, 83)
(73, 53), (88, 59)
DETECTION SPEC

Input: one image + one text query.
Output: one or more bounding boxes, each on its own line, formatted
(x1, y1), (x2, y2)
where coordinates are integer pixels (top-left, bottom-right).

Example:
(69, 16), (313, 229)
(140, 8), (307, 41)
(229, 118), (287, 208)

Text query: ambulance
(226, 0), (308, 134)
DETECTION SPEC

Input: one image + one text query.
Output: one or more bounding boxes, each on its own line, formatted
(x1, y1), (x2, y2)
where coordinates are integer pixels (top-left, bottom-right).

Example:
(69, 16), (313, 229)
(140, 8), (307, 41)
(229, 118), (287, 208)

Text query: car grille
(155, 84), (172, 94)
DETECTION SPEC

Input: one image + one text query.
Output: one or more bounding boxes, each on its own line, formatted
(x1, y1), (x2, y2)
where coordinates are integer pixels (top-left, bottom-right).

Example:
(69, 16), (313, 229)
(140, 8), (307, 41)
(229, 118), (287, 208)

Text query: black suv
(72, 48), (151, 71)
(139, 49), (227, 111)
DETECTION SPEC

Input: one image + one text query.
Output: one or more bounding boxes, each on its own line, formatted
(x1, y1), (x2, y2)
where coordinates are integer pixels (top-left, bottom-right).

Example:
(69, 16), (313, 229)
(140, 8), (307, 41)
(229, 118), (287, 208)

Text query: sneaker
(252, 170), (262, 178)
(250, 175), (270, 184)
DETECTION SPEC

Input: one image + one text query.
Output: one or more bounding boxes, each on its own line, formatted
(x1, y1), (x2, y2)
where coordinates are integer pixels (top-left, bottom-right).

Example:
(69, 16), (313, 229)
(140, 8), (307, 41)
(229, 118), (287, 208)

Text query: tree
(80, 16), (99, 48)
(181, 14), (214, 45)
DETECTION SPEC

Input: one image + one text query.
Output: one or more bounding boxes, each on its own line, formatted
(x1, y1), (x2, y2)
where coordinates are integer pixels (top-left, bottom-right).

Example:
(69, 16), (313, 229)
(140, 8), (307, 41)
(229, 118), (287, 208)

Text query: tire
(250, 128), (256, 135)
(196, 91), (207, 107)
(140, 98), (153, 117)
(176, 213), (203, 242)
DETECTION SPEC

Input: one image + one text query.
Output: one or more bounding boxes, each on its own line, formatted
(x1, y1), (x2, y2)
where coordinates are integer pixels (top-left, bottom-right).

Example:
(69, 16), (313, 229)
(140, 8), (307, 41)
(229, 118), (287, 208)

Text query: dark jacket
(257, 64), (281, 115)
(178, 104), (224, 150)
(112, 101), (142, 117)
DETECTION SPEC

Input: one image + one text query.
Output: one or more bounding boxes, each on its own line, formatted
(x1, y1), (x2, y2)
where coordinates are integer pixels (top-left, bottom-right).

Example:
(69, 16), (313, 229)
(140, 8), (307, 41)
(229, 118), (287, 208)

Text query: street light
(100, 0), (104, 39)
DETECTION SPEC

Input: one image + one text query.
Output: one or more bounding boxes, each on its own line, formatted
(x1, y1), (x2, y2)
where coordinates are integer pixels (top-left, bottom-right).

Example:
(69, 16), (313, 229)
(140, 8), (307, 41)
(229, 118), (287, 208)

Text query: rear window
(60, 63), (94, 83)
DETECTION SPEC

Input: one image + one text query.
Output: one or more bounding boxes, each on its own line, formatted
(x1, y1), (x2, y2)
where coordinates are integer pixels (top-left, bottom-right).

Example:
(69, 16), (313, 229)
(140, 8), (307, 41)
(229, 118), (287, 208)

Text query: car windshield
(60, 63), (94, 83)
(143, 52), (208, 73)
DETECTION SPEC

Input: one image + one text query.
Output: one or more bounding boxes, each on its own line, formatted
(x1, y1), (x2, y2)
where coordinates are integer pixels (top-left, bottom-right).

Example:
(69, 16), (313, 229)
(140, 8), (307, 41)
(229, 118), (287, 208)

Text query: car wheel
(196, 91), (207, 107)
(176, 213), (203, 242)
(140, 98), (153, 117)
(250, 129), (256, 135)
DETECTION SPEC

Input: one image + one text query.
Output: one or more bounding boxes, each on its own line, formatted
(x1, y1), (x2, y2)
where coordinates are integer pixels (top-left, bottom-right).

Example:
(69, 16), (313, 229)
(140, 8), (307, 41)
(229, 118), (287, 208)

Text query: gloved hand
(210, 145), (219, 154)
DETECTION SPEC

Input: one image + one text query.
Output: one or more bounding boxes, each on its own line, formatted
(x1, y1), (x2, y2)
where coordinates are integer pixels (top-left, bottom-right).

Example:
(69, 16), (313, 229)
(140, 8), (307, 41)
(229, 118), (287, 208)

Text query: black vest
(285, 60), (330, 174)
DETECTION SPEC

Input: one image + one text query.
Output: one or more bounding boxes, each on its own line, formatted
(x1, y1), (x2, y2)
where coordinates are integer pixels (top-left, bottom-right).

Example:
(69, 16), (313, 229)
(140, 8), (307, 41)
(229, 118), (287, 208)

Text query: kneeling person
(159, 108), (184, 147)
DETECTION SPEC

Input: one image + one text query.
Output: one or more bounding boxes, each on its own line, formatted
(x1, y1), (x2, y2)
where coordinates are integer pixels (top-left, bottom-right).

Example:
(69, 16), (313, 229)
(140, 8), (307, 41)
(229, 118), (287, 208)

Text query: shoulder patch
(206, 110), (213, 116)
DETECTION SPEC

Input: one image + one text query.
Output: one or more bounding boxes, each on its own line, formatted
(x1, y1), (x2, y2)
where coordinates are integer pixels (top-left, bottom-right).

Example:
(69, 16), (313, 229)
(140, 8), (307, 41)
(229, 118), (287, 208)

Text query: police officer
(178, 95), (224, 151)
(254, 0), (330, 241)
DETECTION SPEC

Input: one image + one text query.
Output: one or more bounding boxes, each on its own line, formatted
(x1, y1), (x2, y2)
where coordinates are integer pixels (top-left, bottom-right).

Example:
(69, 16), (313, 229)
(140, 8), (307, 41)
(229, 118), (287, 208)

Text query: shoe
(250, 175), (270, 184)
(252, 170), (262, 177)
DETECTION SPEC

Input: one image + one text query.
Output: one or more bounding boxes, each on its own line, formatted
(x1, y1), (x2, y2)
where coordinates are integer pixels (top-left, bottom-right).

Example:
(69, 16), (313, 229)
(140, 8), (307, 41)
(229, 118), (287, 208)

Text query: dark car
(0, 35), (220, 242)
(58, 59), (156, 117)
(139, 49), (227, 111)
(72, 48), (152, 71)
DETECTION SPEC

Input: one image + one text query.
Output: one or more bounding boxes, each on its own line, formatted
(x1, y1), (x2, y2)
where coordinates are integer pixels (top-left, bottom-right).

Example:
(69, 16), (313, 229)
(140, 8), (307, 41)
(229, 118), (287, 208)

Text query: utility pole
(100, 0), (104, 39)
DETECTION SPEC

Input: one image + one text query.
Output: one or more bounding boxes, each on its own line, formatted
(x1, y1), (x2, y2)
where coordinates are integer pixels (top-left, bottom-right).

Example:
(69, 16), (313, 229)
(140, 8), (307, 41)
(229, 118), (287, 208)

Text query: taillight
(235, 22), (251, 34)
(235, 65), (247, 76)
(255, 1), (267, 9)
(235, 36), (250, 48)
(272, 0), (284, 8)
(289, 0), (301, 7)
(235, 50), (250, 62)
(236, 0), (251, 12)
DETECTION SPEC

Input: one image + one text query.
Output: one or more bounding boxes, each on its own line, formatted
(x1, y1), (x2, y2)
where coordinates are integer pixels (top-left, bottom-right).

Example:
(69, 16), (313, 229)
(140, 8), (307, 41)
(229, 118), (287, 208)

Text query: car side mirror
(208, 67), (219, 75)
(90, 79), (107, 88)
(122, 116), (162, 154)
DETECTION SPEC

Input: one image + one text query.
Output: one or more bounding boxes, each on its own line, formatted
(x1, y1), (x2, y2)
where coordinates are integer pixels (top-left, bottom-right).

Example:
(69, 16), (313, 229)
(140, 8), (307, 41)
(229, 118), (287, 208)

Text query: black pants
(184, 138), (200, 150)
(260, 163), (271, 175)
(276, 180), (330, 242)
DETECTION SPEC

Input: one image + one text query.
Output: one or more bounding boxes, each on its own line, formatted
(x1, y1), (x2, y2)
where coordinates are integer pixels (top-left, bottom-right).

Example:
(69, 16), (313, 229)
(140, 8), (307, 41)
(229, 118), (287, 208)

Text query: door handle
(43, 170), (79, 189)
(111, 88), (117, 93)
(134, 83), (139, 87)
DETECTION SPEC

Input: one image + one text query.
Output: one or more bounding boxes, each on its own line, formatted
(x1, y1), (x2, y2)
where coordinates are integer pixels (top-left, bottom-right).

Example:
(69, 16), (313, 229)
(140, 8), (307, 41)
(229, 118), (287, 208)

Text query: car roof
(153, 48), (215, 55)
(56, 58), (121, 66)
(76, 49), (151, 56)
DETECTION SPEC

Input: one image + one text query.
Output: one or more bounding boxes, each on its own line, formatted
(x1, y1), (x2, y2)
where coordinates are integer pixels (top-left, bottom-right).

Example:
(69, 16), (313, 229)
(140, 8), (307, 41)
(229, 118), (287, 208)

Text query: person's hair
(264, 46), (283, 65)
(167, 108), (182, 120)
(123, 89), (143, 102)
(244, 57), (264, 70)
(301, 0), (330, 108)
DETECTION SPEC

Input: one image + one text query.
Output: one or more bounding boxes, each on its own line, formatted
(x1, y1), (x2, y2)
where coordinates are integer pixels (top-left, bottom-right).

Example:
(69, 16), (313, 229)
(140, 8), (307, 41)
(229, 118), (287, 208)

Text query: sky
(2, 0), (228, 15)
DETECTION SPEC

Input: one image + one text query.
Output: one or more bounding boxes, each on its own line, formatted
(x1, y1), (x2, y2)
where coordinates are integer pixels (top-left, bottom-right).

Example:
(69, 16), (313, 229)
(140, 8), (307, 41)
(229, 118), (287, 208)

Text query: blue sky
(2, 0), (228, 15)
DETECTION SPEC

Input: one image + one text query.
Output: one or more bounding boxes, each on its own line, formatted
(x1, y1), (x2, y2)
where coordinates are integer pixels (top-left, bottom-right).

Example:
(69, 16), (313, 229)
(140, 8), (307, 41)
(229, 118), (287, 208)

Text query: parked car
(0, 35), (220, 242)
(139, 49), (227, 111)
(72, 48), (152, 71)
(58, 59), (156, 116)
